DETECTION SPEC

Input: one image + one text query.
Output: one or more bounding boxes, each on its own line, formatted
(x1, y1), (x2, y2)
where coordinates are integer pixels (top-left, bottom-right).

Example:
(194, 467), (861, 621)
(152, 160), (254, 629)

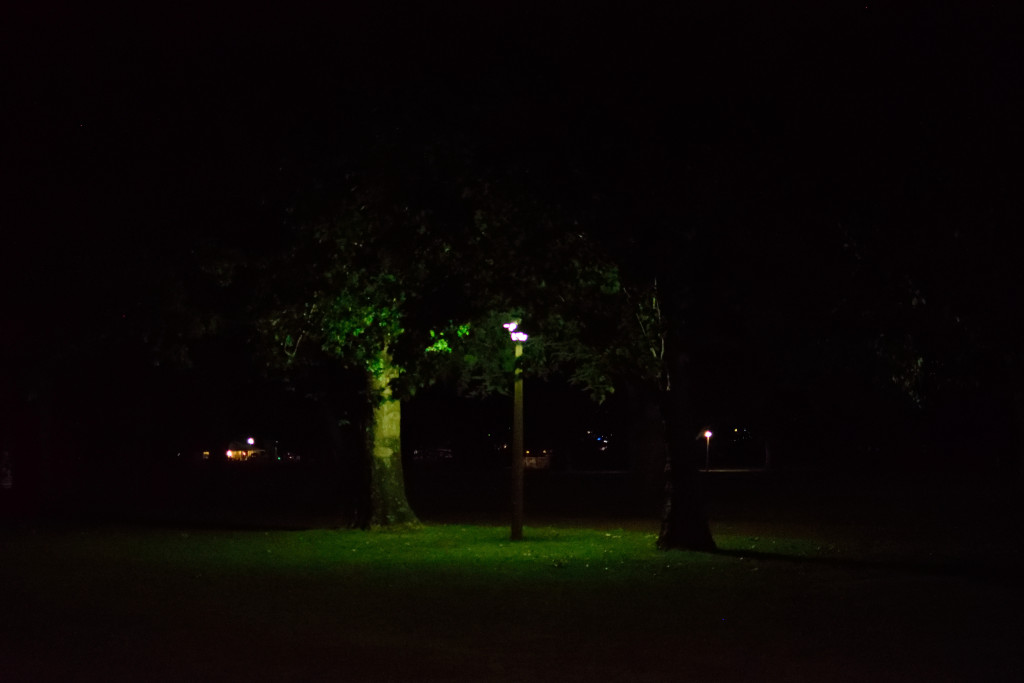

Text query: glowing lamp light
(503, 321), (529, 342)
(226, 450), (234, 458)
(704, 430), (713, 439)
(247, 437), (255, 445)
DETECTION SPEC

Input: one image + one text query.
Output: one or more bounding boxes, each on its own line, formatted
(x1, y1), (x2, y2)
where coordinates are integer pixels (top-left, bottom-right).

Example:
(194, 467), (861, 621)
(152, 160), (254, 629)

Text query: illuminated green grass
(1, 523), (1020, 682)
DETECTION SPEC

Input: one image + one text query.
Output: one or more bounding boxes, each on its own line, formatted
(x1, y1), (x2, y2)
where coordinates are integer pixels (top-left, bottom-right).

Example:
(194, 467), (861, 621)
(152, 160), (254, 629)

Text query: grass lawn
(2, 507), (1022, 682)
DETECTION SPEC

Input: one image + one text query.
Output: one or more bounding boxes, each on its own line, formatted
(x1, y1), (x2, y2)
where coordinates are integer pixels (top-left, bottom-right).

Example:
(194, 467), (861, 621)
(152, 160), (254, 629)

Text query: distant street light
(703, 430), (713, 472)
(503, 320), (528, 541)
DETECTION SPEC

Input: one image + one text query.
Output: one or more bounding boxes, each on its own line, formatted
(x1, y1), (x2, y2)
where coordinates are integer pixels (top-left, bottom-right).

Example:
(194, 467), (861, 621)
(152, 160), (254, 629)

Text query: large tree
(260, 178), (445, 527)
(256, 147), (641, 528)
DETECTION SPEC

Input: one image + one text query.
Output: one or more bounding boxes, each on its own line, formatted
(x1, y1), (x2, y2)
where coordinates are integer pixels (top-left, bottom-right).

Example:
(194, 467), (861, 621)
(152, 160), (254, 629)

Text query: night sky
(3, 4), (1023, 479)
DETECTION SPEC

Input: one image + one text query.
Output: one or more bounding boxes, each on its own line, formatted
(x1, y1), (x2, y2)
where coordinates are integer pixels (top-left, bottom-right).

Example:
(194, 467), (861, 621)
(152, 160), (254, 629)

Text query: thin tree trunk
(317, 399), (370, 528)
(366, 348), (419, 528)
(656, 346), (715, 551)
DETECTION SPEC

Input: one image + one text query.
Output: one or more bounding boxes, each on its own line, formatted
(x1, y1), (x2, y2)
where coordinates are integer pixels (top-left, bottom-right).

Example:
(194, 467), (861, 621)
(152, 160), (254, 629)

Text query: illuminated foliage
(259, 176), (467, 527)
(257, 142), (684, 528)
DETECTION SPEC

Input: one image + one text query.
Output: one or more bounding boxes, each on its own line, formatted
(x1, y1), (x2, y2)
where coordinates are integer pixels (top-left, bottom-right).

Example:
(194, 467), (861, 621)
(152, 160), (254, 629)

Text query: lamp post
(504, 321), (528, 541)
(703, 430), (713, 472)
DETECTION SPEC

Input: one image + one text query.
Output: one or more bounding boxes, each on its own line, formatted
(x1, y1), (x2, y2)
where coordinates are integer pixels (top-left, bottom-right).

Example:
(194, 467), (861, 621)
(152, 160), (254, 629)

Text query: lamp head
(503, 320), (528, 342)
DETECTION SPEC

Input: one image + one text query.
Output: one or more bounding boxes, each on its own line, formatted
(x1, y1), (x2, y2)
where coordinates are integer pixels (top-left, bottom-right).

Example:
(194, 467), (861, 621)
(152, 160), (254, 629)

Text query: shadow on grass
(708, 546), (1023, 586)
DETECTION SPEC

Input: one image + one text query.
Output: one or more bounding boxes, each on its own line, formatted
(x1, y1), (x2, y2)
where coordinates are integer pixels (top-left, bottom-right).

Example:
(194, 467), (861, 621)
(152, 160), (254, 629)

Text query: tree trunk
(656, 348), (716, 551)
(366, 348), (419, 528)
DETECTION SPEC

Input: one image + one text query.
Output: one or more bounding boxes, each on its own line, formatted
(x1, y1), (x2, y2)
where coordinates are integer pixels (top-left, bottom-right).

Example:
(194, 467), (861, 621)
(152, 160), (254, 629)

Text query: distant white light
(247, 437), (255, 445)
(510, 331), (528, 342)
(704, 430), (713, 439)
(226, 450), (234, 458)
(503, 321), (518, 332)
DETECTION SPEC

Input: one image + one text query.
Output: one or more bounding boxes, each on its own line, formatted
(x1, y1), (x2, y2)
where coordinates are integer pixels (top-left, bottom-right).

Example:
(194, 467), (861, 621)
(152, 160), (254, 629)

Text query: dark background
(2, 3), (1022, 517)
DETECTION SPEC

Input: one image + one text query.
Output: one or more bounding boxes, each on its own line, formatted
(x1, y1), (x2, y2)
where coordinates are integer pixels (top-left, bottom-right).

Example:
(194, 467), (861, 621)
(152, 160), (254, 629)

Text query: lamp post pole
(504, 321), (528, 541)
(703, 430), (713, 472)
(511, 340), (524, 541)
